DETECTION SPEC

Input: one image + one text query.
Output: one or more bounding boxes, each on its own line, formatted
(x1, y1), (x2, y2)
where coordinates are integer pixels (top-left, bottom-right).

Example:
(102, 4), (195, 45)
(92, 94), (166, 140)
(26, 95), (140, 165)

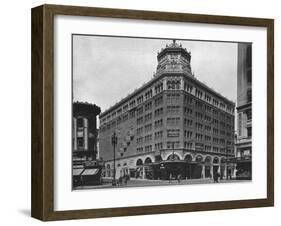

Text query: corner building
(99, 40), (235, 180)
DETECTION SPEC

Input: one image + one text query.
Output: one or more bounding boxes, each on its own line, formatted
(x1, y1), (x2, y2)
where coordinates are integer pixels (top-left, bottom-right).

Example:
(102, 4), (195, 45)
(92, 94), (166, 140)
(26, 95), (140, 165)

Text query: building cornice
(100, 72), (235, 118)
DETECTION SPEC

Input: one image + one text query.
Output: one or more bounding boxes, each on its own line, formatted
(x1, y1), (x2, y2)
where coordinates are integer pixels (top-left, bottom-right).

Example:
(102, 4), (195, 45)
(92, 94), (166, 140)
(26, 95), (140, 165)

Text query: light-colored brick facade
(99, 40), (235, 180)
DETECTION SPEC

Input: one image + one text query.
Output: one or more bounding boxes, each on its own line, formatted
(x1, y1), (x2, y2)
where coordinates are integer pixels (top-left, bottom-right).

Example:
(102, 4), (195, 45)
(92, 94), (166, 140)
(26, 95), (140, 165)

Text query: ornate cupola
(156, 40), (192, 77)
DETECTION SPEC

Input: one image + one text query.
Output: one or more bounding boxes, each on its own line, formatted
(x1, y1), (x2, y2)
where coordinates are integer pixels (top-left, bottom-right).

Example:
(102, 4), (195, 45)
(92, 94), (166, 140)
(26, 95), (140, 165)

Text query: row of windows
(144, 113), (152, 122)
(144, 134), (152, 143)
(167, 105), (180, 114)
(155, 83), (164, 94)
(183, 82), (193, 93)
(167, 129), (180, 137)
(101, 115), (233, 134)
(136, 145), (153, 153)
(102, 90), (234, 125)
(106, 106), (233, 131)
(144, 123), (153, 132)
(155, 95), (163, 106)
(167, 93), (181, 103)
(136, 142), (232, 153)
(145, 90), (153, 100)
(137, 127), (232, 141)
(137, 105), (234, 124)
(167, 141), (180, 149)
(101, 80), (235, 125)
(136, 134), (153, 144)
(167, 117), (180, 126)
(155, 107), (164, 117)
(155, 130), (163, 139)
(167, 80), (181, 90)
(184, 130), (192, 138)
(145, 145), (153, 152)
(184, 142), (193, 149)
(155, 142), (163, 151)
(144, 102), (152, 111)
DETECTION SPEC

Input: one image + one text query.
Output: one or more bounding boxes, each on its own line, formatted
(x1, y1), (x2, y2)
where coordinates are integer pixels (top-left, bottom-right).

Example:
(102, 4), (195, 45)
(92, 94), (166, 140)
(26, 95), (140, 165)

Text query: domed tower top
(156, 39), (192, 77)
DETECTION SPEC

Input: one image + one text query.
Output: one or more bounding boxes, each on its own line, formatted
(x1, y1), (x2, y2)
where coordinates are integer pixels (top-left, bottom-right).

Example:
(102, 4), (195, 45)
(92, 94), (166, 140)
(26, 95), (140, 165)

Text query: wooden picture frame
(31, 4), (274, 221)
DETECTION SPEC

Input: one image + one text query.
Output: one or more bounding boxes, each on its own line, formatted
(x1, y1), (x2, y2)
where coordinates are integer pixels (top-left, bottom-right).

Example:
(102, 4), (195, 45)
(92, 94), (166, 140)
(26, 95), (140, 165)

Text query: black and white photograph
(71, 35), (252, 190)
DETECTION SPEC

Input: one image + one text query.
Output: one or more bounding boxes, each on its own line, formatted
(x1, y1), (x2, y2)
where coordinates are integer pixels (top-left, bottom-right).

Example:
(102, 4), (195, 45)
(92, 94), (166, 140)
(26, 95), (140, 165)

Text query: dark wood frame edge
(31, 4), (274, 221)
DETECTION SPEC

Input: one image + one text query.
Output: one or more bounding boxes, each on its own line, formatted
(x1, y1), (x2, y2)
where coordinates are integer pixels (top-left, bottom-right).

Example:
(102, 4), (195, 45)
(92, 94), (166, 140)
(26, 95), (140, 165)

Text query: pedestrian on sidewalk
(177, 173), (181, 183)
(169, 173), (172, 183)
(213, 172), (219, 183)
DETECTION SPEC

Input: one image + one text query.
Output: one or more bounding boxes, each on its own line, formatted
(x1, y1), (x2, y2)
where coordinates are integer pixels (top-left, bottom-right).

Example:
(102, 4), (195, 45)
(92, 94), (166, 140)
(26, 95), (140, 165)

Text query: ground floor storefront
(131, 160), (234, 180)
(103, 151), (236, 181)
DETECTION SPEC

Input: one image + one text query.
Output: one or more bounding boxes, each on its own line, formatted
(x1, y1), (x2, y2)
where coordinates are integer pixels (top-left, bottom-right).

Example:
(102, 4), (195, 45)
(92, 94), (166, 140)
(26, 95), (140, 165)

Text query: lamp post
(172, 141), (175, 160)
(225, 130), (236, 180)
(111, 131), (118, 186)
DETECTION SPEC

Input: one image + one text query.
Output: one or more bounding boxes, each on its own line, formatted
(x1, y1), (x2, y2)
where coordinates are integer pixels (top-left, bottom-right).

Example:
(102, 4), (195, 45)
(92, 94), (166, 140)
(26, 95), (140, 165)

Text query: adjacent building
(99, 40), (235, 180)
(235, 43), (252, 179)
(72, 102), (101, 165)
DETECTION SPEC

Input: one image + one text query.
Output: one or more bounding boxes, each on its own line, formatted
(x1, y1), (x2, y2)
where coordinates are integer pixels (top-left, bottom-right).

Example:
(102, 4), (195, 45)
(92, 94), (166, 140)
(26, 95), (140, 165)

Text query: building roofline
(100, 72), (235, 118)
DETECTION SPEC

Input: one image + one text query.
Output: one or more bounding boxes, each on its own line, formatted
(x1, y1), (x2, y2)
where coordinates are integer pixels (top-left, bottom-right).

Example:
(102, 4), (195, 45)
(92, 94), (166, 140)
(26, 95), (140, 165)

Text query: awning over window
(81, 168), (99, 175)
(73, 168), (84, 176)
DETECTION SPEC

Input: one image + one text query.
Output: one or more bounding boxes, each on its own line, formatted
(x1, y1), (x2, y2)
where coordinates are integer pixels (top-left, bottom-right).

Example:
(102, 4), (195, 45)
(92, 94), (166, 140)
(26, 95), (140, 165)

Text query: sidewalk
(74, 177), (249, 190)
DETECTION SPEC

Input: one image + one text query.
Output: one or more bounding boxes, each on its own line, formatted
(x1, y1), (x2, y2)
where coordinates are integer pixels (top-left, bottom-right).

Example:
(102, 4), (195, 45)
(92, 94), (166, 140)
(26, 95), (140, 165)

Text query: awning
(81, 168), (99, 176)
(73, 168), (84, 176)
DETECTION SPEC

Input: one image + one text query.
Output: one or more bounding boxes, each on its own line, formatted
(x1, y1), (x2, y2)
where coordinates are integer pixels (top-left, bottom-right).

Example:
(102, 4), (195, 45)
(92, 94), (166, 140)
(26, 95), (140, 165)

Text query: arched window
(144, 157), (152, 164)
(205, 156), (212, 163)
(136, 159), (143, 166)
(195, 155), (203, 162)
(167, 154), (180, 160)
(184, 154), (192, 162)
(213, 157), (219, 164)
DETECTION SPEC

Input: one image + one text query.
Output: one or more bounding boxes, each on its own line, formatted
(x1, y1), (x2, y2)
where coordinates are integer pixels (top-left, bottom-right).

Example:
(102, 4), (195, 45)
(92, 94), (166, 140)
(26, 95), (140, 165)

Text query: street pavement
(74, 177), (250, 190)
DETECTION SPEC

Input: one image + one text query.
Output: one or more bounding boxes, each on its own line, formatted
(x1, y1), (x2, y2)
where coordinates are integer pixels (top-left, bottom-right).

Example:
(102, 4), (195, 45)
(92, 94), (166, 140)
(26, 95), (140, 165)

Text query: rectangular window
(154, 95), (163, 106)
(155, 142), (163, 151)
(145, 101), (152, 111)
(195, 112), (203, 119)
(136, 147), (143, 153)
(144, 113), (152, 122)
(137, 95), (144, 105)
(144, 145), (152, 152)
(136, 117), (143, 125)
(167, 105), (180, 114)
(195, 101), (203, 108)
(129, 110), (135, 118)
(136, 127), (143, 135)
(167, 129), (180, 137)
(184, 107), (193, 115)
(145, 89), (153, 100)
(144, 123), (153, 132)
(184, 130), (193, 138)
(184, 142), (193, 149)
(155, 82), (163, 94)
(136, 106), (143, 116)
(155, 107), (164, 117)
(154, 119), (163, 128)
(167, 117), (180, 126)
(167, 141), (180, 149)
(154, 130), (163, 139)
(184, 119), (193, 127)
(167, 92), (180, 103)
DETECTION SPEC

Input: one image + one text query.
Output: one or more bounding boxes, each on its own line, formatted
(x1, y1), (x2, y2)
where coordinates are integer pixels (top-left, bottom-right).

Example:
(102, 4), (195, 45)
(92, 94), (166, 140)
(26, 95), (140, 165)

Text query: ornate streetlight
(111, 131), (118, 186)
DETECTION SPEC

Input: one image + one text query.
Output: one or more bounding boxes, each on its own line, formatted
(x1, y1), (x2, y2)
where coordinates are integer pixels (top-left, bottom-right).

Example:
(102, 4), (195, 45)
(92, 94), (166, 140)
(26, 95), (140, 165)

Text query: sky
(72, 35), (238, 112)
